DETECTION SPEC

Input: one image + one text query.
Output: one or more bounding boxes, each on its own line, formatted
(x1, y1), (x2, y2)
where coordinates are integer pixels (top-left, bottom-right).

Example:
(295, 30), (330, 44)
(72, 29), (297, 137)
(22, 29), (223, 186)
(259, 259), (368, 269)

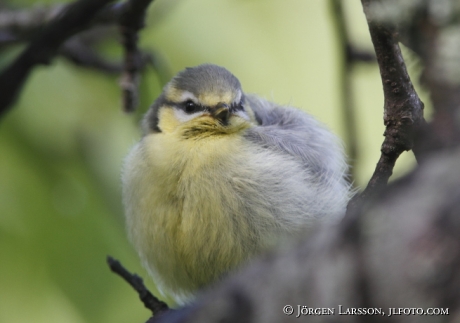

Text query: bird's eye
(184, 100), (199, 113)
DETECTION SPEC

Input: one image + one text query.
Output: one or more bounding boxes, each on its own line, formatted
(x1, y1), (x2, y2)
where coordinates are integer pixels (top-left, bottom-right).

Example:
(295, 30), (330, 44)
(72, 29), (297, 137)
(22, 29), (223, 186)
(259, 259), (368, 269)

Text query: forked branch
(347, 0), (425, 213)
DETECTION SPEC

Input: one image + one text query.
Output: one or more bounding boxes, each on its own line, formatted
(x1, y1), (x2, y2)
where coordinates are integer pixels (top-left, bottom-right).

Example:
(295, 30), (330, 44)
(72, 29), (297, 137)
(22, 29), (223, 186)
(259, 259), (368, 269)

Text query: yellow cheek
(157, 105), (253, 138)
(157, 108), (181, 133)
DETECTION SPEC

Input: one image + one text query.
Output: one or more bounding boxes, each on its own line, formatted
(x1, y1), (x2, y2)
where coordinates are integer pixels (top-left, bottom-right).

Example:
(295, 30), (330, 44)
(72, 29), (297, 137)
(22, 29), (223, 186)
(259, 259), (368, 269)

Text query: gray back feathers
(244, 94), (350, 217)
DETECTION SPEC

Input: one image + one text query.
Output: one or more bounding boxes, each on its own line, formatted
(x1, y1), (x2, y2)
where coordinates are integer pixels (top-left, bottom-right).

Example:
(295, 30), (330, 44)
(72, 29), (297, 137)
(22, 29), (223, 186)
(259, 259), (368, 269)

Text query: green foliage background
(0, 1), (426, 322)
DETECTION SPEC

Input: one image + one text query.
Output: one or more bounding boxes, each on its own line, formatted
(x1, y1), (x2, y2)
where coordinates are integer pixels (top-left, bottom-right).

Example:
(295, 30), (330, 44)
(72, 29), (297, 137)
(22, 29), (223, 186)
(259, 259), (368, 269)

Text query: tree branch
(107, 256), (169, 317)
(0, 0), (157, 117)
(347, 0), (425, 213)
(0, 0), (115, 117)
(59, 37), (122, 74)
(329, 0), (376, 183)
(0, 4), (66, 42)
(118, 0), (155, 112)
(329, 0), (359, 182)
(59, 36), (155, 74)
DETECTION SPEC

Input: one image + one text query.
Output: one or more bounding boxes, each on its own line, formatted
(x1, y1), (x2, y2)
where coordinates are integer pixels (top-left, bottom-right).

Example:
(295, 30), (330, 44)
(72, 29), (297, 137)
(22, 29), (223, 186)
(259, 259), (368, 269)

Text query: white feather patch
(177, 91), (198, 102)
(174, 108), (205, 123)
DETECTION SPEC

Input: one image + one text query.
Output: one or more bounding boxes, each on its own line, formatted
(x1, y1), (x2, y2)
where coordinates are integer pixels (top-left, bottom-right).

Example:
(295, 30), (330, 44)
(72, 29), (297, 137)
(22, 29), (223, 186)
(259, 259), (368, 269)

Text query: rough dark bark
(347, 0), (425, 214)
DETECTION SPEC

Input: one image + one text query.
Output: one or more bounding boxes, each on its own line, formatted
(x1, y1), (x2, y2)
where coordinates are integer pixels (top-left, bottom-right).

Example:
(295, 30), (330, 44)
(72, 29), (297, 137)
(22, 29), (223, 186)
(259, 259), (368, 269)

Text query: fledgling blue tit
(122, 64), (351, 305)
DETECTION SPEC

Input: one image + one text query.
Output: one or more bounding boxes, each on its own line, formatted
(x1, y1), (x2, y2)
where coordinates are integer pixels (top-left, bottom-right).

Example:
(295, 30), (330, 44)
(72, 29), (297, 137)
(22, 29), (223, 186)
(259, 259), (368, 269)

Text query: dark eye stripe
(163, 99), (207, 114)
(183, 100), (208, 114)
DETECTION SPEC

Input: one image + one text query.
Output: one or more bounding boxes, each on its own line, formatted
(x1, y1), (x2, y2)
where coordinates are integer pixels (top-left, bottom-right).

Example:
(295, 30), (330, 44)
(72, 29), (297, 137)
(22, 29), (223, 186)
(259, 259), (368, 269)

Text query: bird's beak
(211, 102), (230, 125)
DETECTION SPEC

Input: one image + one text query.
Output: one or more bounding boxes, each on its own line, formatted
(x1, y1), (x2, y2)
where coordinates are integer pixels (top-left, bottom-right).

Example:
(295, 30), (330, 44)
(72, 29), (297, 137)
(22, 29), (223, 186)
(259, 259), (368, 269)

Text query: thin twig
(59, 36), (154, 74)
(118, 0), (155, 112)
(329, 0), (376, 184)
(119, 26), (141, 112)
(107, 256), (169, 316)
(329, 0), (359, 182)
(60, 37), (122, 74)
(347, 0), (425, 213)
(0, 3), (125, 38)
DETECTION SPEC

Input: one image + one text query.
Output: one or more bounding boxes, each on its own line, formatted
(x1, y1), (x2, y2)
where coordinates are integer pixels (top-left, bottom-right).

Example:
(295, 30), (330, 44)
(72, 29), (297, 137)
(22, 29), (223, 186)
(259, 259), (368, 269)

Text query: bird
(122, 64), (351, 305)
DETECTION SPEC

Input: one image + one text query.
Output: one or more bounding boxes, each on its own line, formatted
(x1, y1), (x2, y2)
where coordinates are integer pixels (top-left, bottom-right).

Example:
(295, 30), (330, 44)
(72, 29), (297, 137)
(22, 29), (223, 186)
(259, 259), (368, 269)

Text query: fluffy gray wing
(244, 94), (348, 179)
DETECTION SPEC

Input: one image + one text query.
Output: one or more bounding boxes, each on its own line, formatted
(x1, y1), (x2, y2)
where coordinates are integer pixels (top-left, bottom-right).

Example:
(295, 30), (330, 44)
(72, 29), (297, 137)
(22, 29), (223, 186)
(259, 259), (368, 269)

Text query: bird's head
(143, 64), (256, 138)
